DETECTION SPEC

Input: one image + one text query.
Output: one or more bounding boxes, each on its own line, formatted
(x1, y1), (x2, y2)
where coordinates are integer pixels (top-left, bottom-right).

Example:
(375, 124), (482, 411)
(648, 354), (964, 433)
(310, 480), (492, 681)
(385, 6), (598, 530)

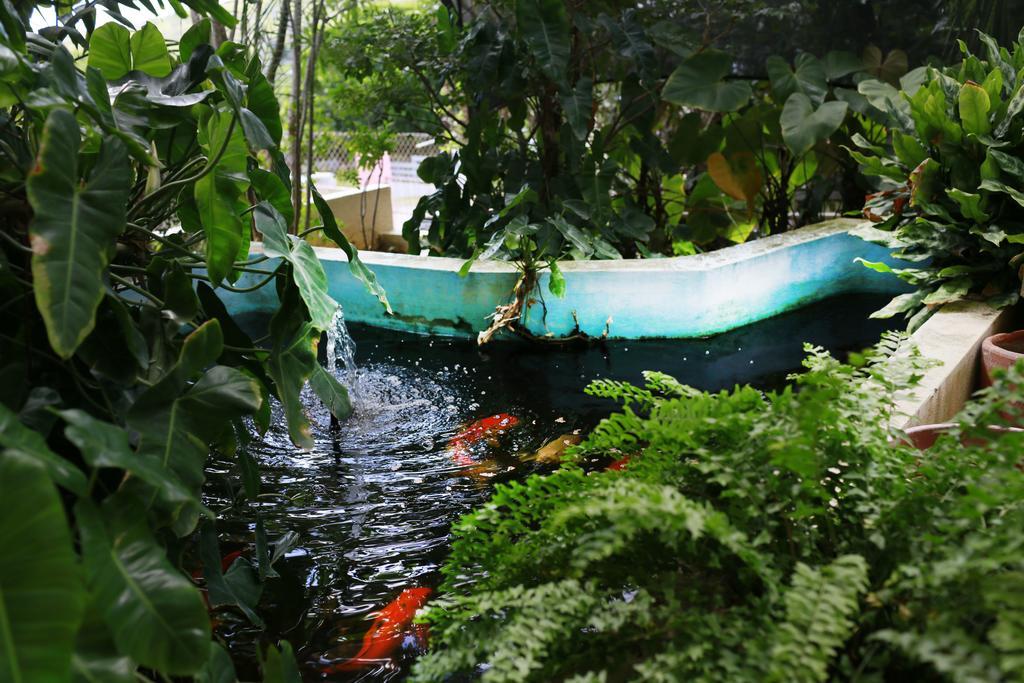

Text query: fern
(873, 629), (1004, 682)
(415, 344), (1024, 682)
(768, 555), (869, 683)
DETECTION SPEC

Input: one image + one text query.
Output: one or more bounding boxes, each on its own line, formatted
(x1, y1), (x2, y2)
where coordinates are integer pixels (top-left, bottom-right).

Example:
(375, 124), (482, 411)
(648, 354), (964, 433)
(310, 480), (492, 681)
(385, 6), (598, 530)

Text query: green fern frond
(873, 628), (1004, 682)
(768, 555), (869, 683)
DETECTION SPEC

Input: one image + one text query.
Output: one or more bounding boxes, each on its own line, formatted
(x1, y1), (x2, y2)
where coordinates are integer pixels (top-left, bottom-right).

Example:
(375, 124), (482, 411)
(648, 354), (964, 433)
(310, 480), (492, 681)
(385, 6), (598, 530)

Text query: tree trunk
(537, 85), (561, 209)
(288, 0), (303, 232)
(303, 0), (326, 231)
(265, 0), (291, 83)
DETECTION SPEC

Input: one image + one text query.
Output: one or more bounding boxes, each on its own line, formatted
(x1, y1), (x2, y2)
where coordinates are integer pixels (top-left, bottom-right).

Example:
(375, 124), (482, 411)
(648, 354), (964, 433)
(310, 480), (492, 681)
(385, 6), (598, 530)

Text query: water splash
(326, 306), (360, 399)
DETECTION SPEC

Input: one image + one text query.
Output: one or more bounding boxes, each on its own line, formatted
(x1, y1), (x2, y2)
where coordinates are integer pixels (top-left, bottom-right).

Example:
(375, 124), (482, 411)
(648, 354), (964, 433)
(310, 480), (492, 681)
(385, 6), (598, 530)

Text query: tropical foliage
(319, 0), (909, 296)
(853, 30), (1024, 327)
(0, 0), (386, 679)
(415, 337), (1024, 682)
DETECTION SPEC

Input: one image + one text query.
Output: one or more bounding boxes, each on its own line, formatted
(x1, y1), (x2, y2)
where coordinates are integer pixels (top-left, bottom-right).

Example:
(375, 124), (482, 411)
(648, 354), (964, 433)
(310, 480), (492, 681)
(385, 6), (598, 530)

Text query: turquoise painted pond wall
(219, 218), (910, 340)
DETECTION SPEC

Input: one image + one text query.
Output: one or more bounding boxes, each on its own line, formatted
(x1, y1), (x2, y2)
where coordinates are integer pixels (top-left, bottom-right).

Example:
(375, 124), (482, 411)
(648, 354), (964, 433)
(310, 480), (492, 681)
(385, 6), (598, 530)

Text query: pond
(207, 293), (898, 681)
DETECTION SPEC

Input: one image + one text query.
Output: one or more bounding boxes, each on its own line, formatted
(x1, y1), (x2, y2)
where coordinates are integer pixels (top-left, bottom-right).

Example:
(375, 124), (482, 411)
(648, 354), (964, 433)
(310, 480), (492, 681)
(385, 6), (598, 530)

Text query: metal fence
(308, 131), (441, 180)
(298, 131), (440, 232)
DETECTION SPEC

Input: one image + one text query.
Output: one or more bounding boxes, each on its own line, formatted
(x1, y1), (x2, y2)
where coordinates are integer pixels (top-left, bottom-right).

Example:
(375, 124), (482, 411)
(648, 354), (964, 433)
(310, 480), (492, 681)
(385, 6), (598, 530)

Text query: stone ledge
(896, 301), (1022, 428)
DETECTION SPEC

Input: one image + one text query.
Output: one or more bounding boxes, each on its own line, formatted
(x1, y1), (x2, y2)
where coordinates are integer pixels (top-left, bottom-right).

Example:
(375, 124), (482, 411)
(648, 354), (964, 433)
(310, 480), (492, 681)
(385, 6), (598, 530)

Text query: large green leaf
(310, 184), (392, 313)
(995, 82), (1024, 137)
(780, 93), (848, 157)
(163, 262), (200, 323)
(989, 149), (1024, 182)
(179, 18), (210, 62)
(125, 323), (222, 516)
(76, 497), (210, 675)
(668, 112), (724, 166)
(821, 50), (863, 81)
(86, 22), (172, 80)
(662, 50), (751, 113)
(858, 78), (909, 121)
(0, 452), (86, 683)
(515, 0), (571, 84)
(59, 409), (193, 507)
(27, 110), (130, 358)
(127, 321), (259, 531)
(87, 23), (132, 80)
(0, 402), (86, 495)
(767, 53), (828, 105)
(947, 188), (990, 222)
(980, 179), (1024, 208)
(70, 602), (134, 683)
(253, 202), (338, 332)
(250, 167), (293, 226)
(196, 110), (249, 286)
(239, 108), (274, 151)
(246, 72), (283, 145)
(128, 22), (171, 77)
(266, 281), (319, 450)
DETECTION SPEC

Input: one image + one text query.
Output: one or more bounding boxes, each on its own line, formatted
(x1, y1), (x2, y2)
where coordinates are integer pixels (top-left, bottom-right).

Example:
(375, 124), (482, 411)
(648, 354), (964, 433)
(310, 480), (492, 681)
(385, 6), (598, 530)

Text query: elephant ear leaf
(128, 22), (171, 77)
(767, 53), (828, 105)
(0, 451), (86, 683)
(780, 93), (848, 157)
(28, 109), (131, 359)
(662, 50), (751, 112)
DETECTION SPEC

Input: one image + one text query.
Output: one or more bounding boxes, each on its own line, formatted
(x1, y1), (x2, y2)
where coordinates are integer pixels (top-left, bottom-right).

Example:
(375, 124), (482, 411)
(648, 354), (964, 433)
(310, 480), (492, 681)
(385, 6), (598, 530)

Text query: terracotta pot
(981, 329), (1024, 386)
(902, 423), (1024, 451)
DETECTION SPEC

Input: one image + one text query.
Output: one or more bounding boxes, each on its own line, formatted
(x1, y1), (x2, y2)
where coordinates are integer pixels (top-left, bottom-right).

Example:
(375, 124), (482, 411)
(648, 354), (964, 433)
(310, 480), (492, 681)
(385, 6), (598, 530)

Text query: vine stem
(0, 228), (32, 253)
(110, 272), (164, 307)
(131, 114), (238, 217)
(188, 270), (280, 293)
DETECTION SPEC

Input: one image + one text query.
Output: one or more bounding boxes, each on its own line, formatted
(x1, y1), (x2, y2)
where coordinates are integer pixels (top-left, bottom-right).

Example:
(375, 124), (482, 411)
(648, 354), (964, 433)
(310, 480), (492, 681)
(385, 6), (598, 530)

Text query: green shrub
(852, 30), (1024, 328)
(321, 2), (885, 266)
(415, 336), (1024, 682)
(0, 1), (385, 679)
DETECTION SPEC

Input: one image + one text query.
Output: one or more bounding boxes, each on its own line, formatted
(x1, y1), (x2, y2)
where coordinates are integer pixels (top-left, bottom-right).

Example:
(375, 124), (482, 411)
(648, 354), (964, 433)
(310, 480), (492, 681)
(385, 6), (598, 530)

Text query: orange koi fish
(449, 413), (520, 467)
(324, 587), (433, 673)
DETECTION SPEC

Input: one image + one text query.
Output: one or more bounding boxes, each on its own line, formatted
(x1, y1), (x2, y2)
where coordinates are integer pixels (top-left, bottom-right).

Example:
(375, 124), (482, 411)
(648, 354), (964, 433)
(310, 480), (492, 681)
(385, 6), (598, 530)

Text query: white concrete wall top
(895, 302), (1021, 428)
(309, 217), (860, 273)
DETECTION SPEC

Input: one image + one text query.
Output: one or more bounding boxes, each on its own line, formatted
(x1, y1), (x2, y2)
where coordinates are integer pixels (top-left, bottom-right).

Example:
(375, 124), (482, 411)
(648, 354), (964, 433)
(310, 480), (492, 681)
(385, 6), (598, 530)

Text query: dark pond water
(206, 293), (898, 681)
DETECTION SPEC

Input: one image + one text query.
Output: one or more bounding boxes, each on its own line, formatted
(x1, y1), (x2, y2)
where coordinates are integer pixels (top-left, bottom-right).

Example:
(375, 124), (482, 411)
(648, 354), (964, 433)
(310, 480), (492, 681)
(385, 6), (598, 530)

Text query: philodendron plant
(851, 29), (1024, 329)
(0, 1), (387, 680)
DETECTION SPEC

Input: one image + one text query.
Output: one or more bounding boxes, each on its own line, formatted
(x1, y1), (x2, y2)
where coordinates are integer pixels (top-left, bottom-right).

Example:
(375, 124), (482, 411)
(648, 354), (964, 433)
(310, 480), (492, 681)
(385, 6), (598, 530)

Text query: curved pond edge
(221, 217), (911, 340)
